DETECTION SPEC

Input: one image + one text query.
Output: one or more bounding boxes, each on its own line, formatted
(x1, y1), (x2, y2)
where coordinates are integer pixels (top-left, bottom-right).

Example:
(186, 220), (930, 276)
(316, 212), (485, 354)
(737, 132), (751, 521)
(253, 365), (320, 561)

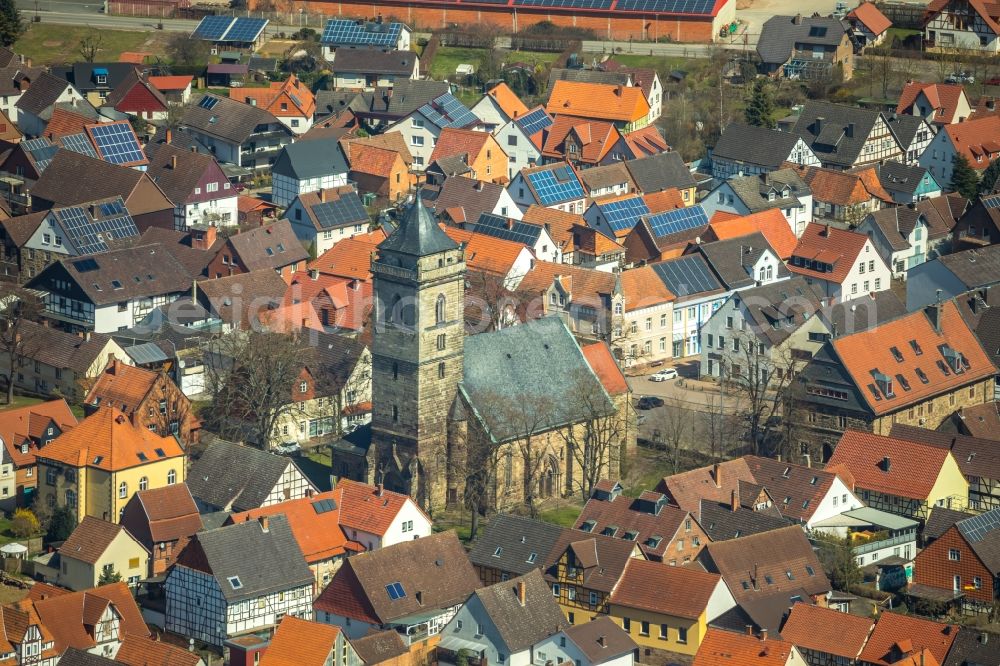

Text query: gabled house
(329, 48), (418, 91)
(622, 125), (669, 159)
(607, 559), (735, 658)
(259, 616), (359, 666)
(885, 113), (935, 165)
(286, 187), (369, 256)
(438, 569), (565, 666)
(532, 617), (636, 666)
(508, 162), (586, 214)
(546, 81), (650, 132)
(912, 508), (1000, 614)
(186, 439), (318, 513)
(757, 14), (854, 80)
(896, 81), (972, 126)
(779, 602), (874, 666)
(147, 75), (193, 105)
(266, 270), (371, 337)
(206, 219), (308, 281)
(919, 113), (1000, 187)
(53, 63), (136, 107)
(228, 75), (315, 135)
(54, 516), (149, 590)
(320, 18), (412, 59)
(876, 161), (942, 205)
(688, 233), (789, 291)
(583, 195), (650, 241)
(271, 136), (350, 208)
(697, 526), (831, 633)
(313, 531), (481, 643)
(471, 82), (528, 132)
(116, 634), (204, 666)
(622, 206), (711, 265)
(467, 212), (561, 263)
(857, 611), (958, 666)
(356, 79), (448, 128)
(496, 106), (549, 179)
(105, 70), (168, 122)
(0, 47), (44, 125)
(35, 407), (186, 524)
(710, 123), (819, 180)
(385, 91), (480, 170)
(793, 101), (903, 170)
(789, 164), (891, 225)
(694, 628), (804, 666)
(119, 483), (203, 577)
(166, 515), (315, 647)
(786, 223), (892, 302)
(574, 481), (707, 564)
(0, 398), (76, 505)
(924, 0), (1000, 52)
(180, 93), (294, 171)
(84, 356), (198, 443)
(578, 163), (636, 201)
(341, 132), (414, 203)
(14, 72), (85, 136)
(703, 169), (813, 237)
(428, 127), (508, 184)
(793, 300), (994, 461)
(426, 176), (522, 222)
(703, 209), (798, 260)
(541, 116), (628, 169)
(847, 2), (893, 48)
(467, 513), (565, 586)
(624, 152), (696, 202)
(828, 430), (969, 519)
(145, 143), (237, 229)
(858, 206), (934, 276)
(0, 602), (57, 666)
(648, 253), (728, 358)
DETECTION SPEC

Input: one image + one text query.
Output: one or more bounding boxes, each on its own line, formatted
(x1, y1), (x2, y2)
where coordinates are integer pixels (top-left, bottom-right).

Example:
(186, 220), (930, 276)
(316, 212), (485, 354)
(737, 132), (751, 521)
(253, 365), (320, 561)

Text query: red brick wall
(251, 0), (716, 42)
(913, 526), (994, 604)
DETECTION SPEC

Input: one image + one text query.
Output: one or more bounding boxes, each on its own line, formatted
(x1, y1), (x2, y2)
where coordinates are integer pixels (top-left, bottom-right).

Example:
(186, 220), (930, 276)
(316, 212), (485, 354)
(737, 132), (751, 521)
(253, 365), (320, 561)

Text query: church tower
(369, 197), (465, 512)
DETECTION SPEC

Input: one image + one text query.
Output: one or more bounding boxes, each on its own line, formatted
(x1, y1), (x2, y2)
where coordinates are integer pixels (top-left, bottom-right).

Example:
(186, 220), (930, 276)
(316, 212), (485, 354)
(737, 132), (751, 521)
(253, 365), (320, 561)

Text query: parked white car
(648, 368), (678, 382)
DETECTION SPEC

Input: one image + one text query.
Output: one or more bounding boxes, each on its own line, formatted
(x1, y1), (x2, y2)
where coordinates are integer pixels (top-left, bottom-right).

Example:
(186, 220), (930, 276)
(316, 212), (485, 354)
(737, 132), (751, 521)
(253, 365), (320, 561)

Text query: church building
(333, 197), (634, 514)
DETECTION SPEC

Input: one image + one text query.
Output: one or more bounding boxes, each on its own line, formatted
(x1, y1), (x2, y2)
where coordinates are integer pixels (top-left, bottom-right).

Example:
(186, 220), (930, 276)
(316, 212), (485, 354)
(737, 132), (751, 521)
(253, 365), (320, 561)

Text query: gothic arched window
(435, 294), (446, 325)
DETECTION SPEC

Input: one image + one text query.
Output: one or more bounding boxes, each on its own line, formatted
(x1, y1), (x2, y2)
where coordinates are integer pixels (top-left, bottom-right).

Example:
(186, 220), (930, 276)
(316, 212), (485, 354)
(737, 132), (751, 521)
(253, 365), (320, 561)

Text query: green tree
(98, 565), (122, 585)
(10, 508), (39, 538)
(45, 505), (77, 543)
(951, 153), (980, 200)
(744, 79), (775, 129)
(0, 0), (22, 48)
(815, 532), (862, 591)
(977, 157), (1000, 198)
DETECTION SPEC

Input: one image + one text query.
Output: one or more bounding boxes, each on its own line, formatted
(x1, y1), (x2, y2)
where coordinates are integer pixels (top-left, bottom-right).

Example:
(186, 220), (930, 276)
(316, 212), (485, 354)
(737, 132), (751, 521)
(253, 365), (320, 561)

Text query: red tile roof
(61, 516), (145, 565)
(335, 479), (425, 537)
(609, 559), (721, 619)
(858, 611), (958, 666)
(429, 127), (494, 165)
(32, 582), (149, 652)
(541, 116), (621, 164)
(779, 602), (873, 659)
(927, 0), (1000, 36)
(84, 358), (157, 414)
(443, 226), (528, 277)
(642, 188), (686, 213)
(0, 399), (76, 469)
(848, 2), (892, 36)
(942, 114), (1000, 166)
(620, 264), (674, 311)
(829, 300), (994, 415)
(694, 629), (799, 666)
(828, 430), (956, 500)
(787, 223), (875, 286)
(790, 164), (892, 206)
(229, 75), (315, 118)
(116, 634), (201, 666)
(657, 458), (755, 513)
(44, 107), (94, 139)
(546, 81), (650, 124)
(485, 83), (529, 122)
(574, 490), (687, 560)
(706, 209), (798, 260)
(896, 82), (968, 125)
(309, 231), (387, 281)
(134, 484), (203, 544)
(270, 271), (372, 332)
(582, 342), (628, 396)
(261, 616), (341, 666)
(147, 75), (192, 92)
(623, 125), (669, 157)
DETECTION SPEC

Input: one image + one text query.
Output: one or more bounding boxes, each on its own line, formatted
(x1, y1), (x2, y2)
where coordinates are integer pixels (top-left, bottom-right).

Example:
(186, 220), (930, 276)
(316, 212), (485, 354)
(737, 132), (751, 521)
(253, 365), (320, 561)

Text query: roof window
(227, 576), (242, 590)
(385, 582), (406, 600)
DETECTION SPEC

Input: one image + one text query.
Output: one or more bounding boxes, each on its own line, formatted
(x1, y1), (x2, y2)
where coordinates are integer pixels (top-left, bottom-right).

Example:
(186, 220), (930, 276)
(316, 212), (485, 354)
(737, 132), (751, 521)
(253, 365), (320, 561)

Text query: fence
(874, 1), (929, 29)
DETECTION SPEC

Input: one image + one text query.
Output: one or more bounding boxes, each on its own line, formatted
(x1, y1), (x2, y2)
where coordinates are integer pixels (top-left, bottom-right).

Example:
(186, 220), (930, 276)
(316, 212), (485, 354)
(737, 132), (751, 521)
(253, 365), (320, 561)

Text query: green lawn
(588, 53), (692, 74)
(14, 24), (171, 67)
(429, 46), (559, 80)
(0, 395), (43, 411)
(0, 518), (18, 547)
(539, 504), (581, 528)
(886, 27), (922, 42)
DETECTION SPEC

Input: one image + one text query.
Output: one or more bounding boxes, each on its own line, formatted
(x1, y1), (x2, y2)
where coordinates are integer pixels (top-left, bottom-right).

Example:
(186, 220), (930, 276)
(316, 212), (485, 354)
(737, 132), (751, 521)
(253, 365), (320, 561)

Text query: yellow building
(545, 534), (643, 625)
(607, 559), (735, 658)
(55, 515), (149, 590)
(36, 407), (186, 524)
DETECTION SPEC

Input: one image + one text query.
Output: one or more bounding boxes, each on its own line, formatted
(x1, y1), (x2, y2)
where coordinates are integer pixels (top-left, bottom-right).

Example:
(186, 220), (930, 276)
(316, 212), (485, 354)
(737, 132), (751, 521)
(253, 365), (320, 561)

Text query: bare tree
(166, 33), (211, 68)
(78, 30), (103, 63)
(648, 397), (693, 474)
(464, 270), (524, 333)
(701, 391), (740, 463)
(202, 330), (308, 448)
(0, 286), (42, 405)
(557, 367), (625, 501)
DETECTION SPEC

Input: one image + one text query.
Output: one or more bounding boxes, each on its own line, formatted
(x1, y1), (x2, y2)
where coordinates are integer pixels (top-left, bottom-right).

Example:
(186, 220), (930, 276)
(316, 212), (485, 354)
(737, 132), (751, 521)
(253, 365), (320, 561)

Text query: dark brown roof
(60, 516), (145, 565)
(15, 72), (70, 117)
(923, 507), (976, 542)
(145, 144), (224, 206)
(105, 70), (168, 111)
(543, 530), (638, 594)
(134, 227), (218, 277)
(183, 93), (285, 145)
(228, 220), (309, 271)
(194, 269), (287, 327)
(135, 483), (203, 544)
(17, 321), (115, 374)
(350, 630), (408, 664)
(890, 423), (1000, 482)
(29, 151), (156, 207)
(473, 570), (565, 651)
(574, 488), (687, 559)
(563, 616), (636, 662)
(0, 212), (45, 248)
(743, 455), (842, 523)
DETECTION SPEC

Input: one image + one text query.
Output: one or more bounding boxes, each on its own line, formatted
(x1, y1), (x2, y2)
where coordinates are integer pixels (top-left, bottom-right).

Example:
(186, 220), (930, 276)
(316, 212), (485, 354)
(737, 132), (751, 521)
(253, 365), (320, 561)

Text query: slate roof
(61, 516), (142, 565)
(879, 161), (935, 197)
(272, 136), (349, 181)
(332, 48), (417, 76)
(461, 317), (613, 442)
(578, 162), (636, 193)
(182, 93), (284, 144)
(381, 79), (449, 118)
(563, 616), (636, 662)
(793, 101), (889, 169)
(380, 195), (459, 257)
(712, 123), (807, 171)
(728, 277), (824, 348)
(186, 439), (310, 512)
(473, 570), (565, 652)
(865, 206), (925, 252)
(937, 245), (1000, 290)
(692, 232), (789, 290)
(57, 649), (115, 666)
(422, 178), (507, 223)
(547, 67), (628, 91)
(726, 168), (810, 213)
(885, 113), (928, 153)
(821, 289), (907, 336)
(174, 514), (313, 602)
(941, 627), (1000, 666)
(314, 531), (481, 623)
(573, 488), (686, 560)
(468, 514), (565, 576)
(624, 151), (695, 193)
(609, 558), (722, 619)
(757, 15), (848, 65)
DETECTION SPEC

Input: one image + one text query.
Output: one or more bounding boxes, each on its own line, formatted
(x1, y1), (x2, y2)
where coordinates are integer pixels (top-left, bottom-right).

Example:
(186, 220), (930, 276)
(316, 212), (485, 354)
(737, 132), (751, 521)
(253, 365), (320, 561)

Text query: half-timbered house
(792, 101), (904, 170)
(924, 0), (1000, 52)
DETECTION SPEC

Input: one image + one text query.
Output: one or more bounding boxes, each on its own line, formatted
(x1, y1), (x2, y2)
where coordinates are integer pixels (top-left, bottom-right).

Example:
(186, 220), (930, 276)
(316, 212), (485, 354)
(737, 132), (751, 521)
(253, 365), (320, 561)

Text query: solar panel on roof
(60, 133), (98, 159)
(527, 167), (584, 206)
(57, 201), (138, 255)
(515, 107), (553, 137)
(616, 0), (714, 12)
(312, 498), (337, 514)
(599, 197), (650, 233)
(651, 255), (721, 296)
(514, 0), (612, 7)
(420, 93), (478, 129)
(222, 17), (268, 43)
(313, 194), (369, 230)
(983, 195), (1000, 210)
(22, 137), (51, 152)
(98, 198), (126, 217)
(88, 123), (146, 166)
(192, 15), (234, 40)
(321, 19), (403, 47)
(199, 96), (220, 110)
(646, 205), (709, 238)
(957, 510), (1000, 543)
(474, 213), (543, 246)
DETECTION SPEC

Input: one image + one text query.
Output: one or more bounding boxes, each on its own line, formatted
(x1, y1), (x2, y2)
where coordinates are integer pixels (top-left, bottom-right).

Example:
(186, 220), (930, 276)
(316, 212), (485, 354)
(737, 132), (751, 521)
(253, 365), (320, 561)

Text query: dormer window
(871, 370), (894, 398)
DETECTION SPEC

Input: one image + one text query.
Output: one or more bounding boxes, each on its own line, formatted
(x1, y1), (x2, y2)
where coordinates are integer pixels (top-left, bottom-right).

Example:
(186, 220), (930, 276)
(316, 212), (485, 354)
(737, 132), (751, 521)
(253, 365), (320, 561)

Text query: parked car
(275, 442), (301, 455)
(946, 72), (974, 84)
(637, 396), (665, 410)
(648, 368), (678, 382)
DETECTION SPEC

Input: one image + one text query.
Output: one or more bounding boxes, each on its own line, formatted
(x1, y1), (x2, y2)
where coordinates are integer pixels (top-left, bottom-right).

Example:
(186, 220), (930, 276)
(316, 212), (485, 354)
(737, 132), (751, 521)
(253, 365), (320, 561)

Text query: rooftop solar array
(87, 122), (146, 166)
(320, 19), (403, 47)
(515, 0), (613, 7)
(192, 16), (268, 43)
(54, 198), (139, 255)
(646, 205), (709, 238)
(60, 132), (98, 159)
(527, 165), (584, 206)
(515, 107), (554, 137)
(983, 194), (1000, 210)
(24, 138), (58, 172)
(199, 95), (220, 111)
(312, 193), (369, 229)
(615, 0), (716, 12)
(599, 196), (650, 232)
(651, 254), (722, 296)
(958, 510), (1000, 543)
(419, 93), (479, 129)
(474, 212), (543, 246)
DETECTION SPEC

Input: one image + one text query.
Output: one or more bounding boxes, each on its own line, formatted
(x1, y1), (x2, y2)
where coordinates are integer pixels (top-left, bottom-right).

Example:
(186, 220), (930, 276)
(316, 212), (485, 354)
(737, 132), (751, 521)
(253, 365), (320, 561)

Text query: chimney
(170, 155), (177, 170)
(376, 483), (383, 497)
(320, 189), (327, 203)
(745, 625), (753, 636)
(793, 13), (802, 24)
(107, 352), (117, 369)
(713, 462), (721, 488)
(815, 116), (824, 133)
(597, 636), (606, 648)
(803, 453), (811, 468)
(84, 331), (91, 342)
(988, 99), (996, 111)
(516, 581), (526, 606)
(820, 223), (830, 237)
(925, 300), (943, 333)
(350, 278), (360, 291)
(760, 629), (768, 642)
(191, 225), (217, 251)
(730, 488), (739, 512)
(846, 122), (855, 138)
(165, 128), (172, 145)
(614, 84), (623, 97)
(882, 456), (891, 472)
(259, 516), (269, 532)
(309, 269), (319, 280)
